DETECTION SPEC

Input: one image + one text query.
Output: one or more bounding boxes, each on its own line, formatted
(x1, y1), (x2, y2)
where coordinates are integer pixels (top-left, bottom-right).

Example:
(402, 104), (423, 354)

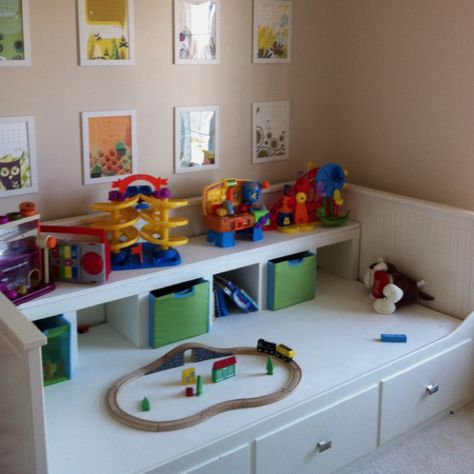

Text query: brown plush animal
(363, 258), (434, 314)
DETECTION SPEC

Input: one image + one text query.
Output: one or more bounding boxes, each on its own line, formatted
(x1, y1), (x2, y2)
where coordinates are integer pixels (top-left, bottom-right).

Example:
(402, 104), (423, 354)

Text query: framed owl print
(0, 116), (38, 197)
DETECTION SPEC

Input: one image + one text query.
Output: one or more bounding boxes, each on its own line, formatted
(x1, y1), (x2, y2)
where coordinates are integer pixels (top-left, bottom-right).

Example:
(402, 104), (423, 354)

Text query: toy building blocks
(185, 387), (194, 397)
(0, 202), (56, 304)
(202, 178), (270, 248)
(380, 333), (407, 343)
(182, 368), (196, 385)
(90, 174), (188, 270)
(212, 356), (237, 383)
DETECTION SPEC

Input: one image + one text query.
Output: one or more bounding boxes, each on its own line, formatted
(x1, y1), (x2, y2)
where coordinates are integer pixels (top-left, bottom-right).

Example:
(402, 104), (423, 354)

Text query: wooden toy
(106, 342), (301, 432)
(212, 356), (237, 383)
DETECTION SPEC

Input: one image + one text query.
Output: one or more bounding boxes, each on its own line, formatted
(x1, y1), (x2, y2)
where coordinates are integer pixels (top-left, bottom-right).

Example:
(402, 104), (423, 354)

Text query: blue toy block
(207, 229), (235, 248)
(380, 333), (407, 343)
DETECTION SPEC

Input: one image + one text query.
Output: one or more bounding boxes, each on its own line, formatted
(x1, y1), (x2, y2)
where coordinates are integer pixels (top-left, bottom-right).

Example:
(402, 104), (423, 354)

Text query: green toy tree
(266, 355), (274, 375)
(196, 375), (203, 396)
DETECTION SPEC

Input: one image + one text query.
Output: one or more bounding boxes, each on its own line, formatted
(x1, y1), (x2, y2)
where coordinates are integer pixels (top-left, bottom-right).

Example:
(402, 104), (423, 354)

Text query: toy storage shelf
(3, 215), (474, 474)
(42, 271), (463, 474)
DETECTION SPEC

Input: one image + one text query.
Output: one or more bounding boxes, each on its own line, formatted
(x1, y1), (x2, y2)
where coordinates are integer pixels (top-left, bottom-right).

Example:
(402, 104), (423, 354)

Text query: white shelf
(43, 271), (460, 474)
(18, 222), (360, 321)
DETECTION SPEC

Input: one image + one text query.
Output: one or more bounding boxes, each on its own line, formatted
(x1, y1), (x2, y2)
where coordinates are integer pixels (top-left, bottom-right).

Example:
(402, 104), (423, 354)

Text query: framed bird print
(253, 0), (292, 63)
(0, 116), (38, 197)
(77, 0), (135, 65)
(175, 106), (219, 173)
(82, 110), (137, 184)
(0, 0), (32, 66)
(174, 0), (219, 64)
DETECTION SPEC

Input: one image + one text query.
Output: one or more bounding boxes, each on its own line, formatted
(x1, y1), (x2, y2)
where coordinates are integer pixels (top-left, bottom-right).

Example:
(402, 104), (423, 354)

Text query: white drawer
(182, 444), (251, 474)
(254, 385), (378, 474)
(380, 339), (473, 445)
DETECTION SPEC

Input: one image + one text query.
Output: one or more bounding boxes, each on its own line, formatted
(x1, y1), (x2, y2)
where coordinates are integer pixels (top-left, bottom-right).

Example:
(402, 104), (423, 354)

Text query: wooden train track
(106, 342), (302, 432)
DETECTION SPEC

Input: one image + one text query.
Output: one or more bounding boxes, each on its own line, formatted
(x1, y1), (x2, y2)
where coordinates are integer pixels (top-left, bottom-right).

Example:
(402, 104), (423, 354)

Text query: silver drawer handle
(426, 384), (439, 395)
(316, 440), (332, 453)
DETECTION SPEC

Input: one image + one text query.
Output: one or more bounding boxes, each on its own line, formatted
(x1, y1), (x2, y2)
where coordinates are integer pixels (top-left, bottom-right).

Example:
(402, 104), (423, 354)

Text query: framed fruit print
(0, 116), (38, 197)
(77, 0), (135, 66)
(0, 0), (32, 66)
(82, 110), (137, 184)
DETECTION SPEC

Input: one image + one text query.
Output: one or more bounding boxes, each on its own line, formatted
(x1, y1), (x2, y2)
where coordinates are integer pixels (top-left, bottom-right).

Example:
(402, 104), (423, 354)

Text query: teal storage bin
(34, 315), (71, 386)
(149, 279), (209, 348)
(267, 251), (316, 310)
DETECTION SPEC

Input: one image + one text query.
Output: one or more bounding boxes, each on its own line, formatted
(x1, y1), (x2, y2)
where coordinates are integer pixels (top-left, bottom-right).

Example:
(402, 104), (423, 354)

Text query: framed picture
(253, 0), (292, 63)
(252, 101), (290, 164)
(0, 116), (38, 197)
(77, 0), (135, 66)
(0, 0), (31, 66)
(81, 110), (137, 184)
(175, 106), (219, 173)
(174, 0), (219, 64)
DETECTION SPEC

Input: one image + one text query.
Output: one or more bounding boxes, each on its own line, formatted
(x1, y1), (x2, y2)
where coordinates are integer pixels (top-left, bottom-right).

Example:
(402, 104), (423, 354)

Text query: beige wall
(0, 0), (333, 220)
(334, 0), (474, 210)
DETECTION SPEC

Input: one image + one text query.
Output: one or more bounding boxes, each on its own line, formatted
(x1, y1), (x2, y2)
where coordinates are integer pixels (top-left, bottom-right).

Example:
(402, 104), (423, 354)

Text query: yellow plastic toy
(90, 174), (188, 269)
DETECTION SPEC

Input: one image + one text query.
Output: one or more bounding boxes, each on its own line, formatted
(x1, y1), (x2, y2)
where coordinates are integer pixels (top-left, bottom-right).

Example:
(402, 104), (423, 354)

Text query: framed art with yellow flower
(0, 116), (38, 197)
(82, 110), (137, 184)
(0, 0), (32, 66)
(252, 101), (290, 164)
(77, 0), (135, 66)
(253, 0), (292, 63)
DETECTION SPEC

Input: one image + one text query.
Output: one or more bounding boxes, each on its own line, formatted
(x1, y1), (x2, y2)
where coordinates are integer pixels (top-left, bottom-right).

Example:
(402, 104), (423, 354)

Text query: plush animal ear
(373, 258), (388, 272)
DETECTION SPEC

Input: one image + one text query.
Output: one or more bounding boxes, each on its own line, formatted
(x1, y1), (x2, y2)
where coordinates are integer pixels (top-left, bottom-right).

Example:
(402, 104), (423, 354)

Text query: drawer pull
(316, 440), (332, 453)
(426, 384), (439, 395)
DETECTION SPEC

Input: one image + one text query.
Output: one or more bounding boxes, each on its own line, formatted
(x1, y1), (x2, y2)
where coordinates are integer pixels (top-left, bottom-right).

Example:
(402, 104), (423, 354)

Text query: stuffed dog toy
(363, 258), (434, 314)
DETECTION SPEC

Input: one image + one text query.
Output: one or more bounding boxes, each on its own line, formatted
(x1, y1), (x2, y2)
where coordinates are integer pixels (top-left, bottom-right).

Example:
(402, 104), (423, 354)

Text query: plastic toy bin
(34, 316), (71, 386)
(267, 251), (316, 310)
(149, 278), (209, 348)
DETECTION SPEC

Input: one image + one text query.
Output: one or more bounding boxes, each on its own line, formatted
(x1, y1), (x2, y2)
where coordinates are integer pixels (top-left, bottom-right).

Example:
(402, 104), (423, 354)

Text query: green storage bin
(34, 315), (71, 386)
(149, 279), (209, 348)
(267, 251), (316, 310)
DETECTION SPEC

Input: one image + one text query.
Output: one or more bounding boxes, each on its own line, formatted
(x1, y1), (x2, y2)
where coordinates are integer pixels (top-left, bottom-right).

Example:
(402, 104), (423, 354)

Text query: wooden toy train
(257, 338), (295, 362)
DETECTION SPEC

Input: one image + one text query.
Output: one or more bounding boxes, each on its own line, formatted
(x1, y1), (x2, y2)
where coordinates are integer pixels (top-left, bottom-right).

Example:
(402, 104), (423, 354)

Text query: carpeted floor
(346, 401), (474, 474)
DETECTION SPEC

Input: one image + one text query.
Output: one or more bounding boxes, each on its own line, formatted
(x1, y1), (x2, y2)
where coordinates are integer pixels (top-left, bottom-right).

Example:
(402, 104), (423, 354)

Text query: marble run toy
(90, 174), (188, 270)
(267, 162), (350, 232)
(202, 178), (270, 248)
(0, 202), (56, 304)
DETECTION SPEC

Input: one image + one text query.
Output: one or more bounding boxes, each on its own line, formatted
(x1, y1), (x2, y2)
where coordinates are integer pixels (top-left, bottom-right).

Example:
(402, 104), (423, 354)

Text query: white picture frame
(81, 110), (138, 185)
(175, 106), (219, 173)
(77, 0), (135, 66)
(0, 115), (38, 197)
(253, 0), (292, 63)
(252, 101), (290, 164)
(174, 0), (219, 64)
(0, 0), (32, 67)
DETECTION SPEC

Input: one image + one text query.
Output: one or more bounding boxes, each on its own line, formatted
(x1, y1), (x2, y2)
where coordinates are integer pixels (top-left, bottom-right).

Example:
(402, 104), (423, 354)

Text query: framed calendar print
(0, 0), (31, 66)
(77, 0), (135, 65)
(0, 116), (38, 197)
(82, 110), (137, 184)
